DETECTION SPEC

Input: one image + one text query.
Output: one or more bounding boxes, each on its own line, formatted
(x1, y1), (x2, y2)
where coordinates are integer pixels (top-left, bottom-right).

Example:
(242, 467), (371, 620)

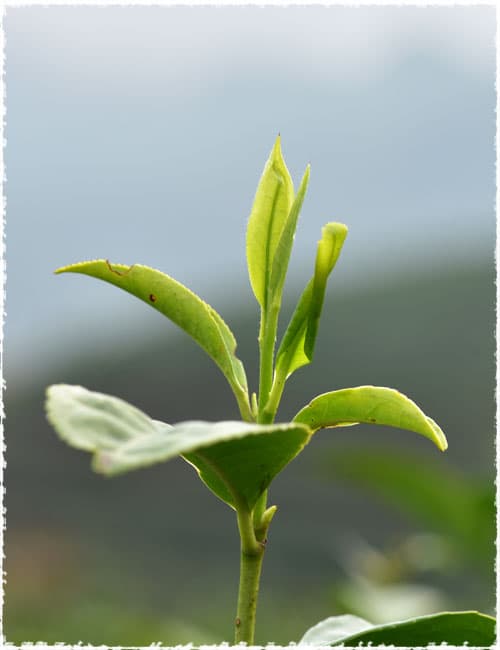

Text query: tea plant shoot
(46, 137), (495, 647)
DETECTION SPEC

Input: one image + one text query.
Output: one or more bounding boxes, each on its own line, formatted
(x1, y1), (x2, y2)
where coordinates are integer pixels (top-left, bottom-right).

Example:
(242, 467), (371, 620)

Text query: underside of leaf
(45, 384), (312, 511)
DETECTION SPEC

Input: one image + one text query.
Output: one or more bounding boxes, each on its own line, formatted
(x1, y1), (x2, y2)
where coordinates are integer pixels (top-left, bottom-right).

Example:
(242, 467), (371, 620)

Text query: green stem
(235, 387), (254, 423)
(234, 507), (265, 645)
(262, 368), (287, 423)
(258, 303), (280, 424)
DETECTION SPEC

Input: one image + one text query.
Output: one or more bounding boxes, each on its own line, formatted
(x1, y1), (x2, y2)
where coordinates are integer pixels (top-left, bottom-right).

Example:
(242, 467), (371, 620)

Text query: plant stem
(235, 507), (265, 645)
(235, 387), (254, 423)
(262, 369), (287, 423)
(235, 546), (265, 644)
(258, 303), (280, 424)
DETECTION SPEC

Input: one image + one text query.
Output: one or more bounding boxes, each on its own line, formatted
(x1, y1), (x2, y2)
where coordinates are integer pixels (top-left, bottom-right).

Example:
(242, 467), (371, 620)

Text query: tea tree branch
(46, 136), (450, 648)
(235, 502), (275, 644)
(235, 533), (265, 645)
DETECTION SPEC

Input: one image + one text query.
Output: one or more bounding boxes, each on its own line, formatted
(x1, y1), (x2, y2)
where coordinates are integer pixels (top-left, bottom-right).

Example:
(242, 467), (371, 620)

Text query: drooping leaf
(293, 385), (447, 451)
(299, 611), (495, 647)
(275, 223), (347, 380)
(322, 446), (494, 568)
(182, 421), (311, 510)
(299, 614), (372, 645)
(98, 420), (311, 510)
(246, 136), (295, 310)
(55, 260), (250, 418)
(45, 384), (312, 511)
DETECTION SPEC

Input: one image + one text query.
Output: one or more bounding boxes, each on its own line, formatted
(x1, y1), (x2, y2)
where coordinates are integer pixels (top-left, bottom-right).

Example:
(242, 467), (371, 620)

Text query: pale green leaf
(45, 384), (312, 511)
(55, 259), (250, 418)
(268, 165), (310, 310)
(299, 614), (372, 645)
(246, 136), (294, 309)
(275, 222), (347, 380)
(45, 384), (168, 452)
(293, 385), (448, 451)
(299, 611), (495, 647)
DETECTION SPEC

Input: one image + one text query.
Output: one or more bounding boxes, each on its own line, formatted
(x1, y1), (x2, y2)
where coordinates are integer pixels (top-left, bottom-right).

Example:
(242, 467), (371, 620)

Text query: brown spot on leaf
(149, 294), (157, 302)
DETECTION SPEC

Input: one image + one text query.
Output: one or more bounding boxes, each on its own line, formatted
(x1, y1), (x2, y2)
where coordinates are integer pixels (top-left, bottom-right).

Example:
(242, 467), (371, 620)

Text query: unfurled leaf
(299, 611), (495, 647)
(55, 260), (250, 418)
(246, 136), (294, 310)
(45, 384), (312, 511)
(275, 223), (347, 380)
(293, 385), (447, 451)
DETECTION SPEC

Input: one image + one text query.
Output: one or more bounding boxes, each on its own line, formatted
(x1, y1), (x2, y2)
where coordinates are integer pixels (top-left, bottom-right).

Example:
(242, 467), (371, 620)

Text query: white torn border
(0, 0), (498, 649)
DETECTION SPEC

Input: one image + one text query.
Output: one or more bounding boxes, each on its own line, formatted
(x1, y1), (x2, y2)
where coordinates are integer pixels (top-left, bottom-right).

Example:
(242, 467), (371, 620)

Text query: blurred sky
(4, 6), (495, 378)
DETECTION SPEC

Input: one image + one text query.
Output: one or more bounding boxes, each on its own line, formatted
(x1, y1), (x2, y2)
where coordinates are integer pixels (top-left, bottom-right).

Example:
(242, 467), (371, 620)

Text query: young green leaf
(55, 260), (251, 420)
(293, 385), (448, 451)
(273, 222), (348, 382)
(246, 136), (295, 310)
(98, 420), (311, 510)
(299, 611), (496, 647)
(45, 384), (312, 511)
(268, 165), (310, 311)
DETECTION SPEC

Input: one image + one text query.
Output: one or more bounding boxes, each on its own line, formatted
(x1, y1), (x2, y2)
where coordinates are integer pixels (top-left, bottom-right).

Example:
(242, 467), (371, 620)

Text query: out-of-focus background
(4, 5), (495, 645)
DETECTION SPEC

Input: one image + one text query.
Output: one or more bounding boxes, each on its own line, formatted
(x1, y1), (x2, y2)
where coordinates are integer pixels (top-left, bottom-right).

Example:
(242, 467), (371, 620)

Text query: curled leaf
(294, 385), (447, 451)
(275, 222), (347, 380)
(268, 164), (310, 312)
(246, 136), (295, 310)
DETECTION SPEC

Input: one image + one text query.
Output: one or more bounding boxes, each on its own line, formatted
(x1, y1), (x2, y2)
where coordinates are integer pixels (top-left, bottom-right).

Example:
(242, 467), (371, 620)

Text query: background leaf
(320, 446), (494, 570)
(246, 136), (294, 309)
(55, 260), (250, 416)
(46, 384), (311, 511)
(299, 614), (372, 645)
(331, 611), (495, 647)
(294, 385), (447, 451)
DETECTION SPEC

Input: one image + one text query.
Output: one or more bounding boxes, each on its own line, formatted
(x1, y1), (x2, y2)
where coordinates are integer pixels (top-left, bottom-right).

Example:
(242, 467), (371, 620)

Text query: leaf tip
(92, 451), (114, 475)
(302, 164), (311, 184)
(272, 134), (283, 159)
(54, 259), (107, 275)
(427, 416), (448, 452)
(438, 435), (448, 452)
